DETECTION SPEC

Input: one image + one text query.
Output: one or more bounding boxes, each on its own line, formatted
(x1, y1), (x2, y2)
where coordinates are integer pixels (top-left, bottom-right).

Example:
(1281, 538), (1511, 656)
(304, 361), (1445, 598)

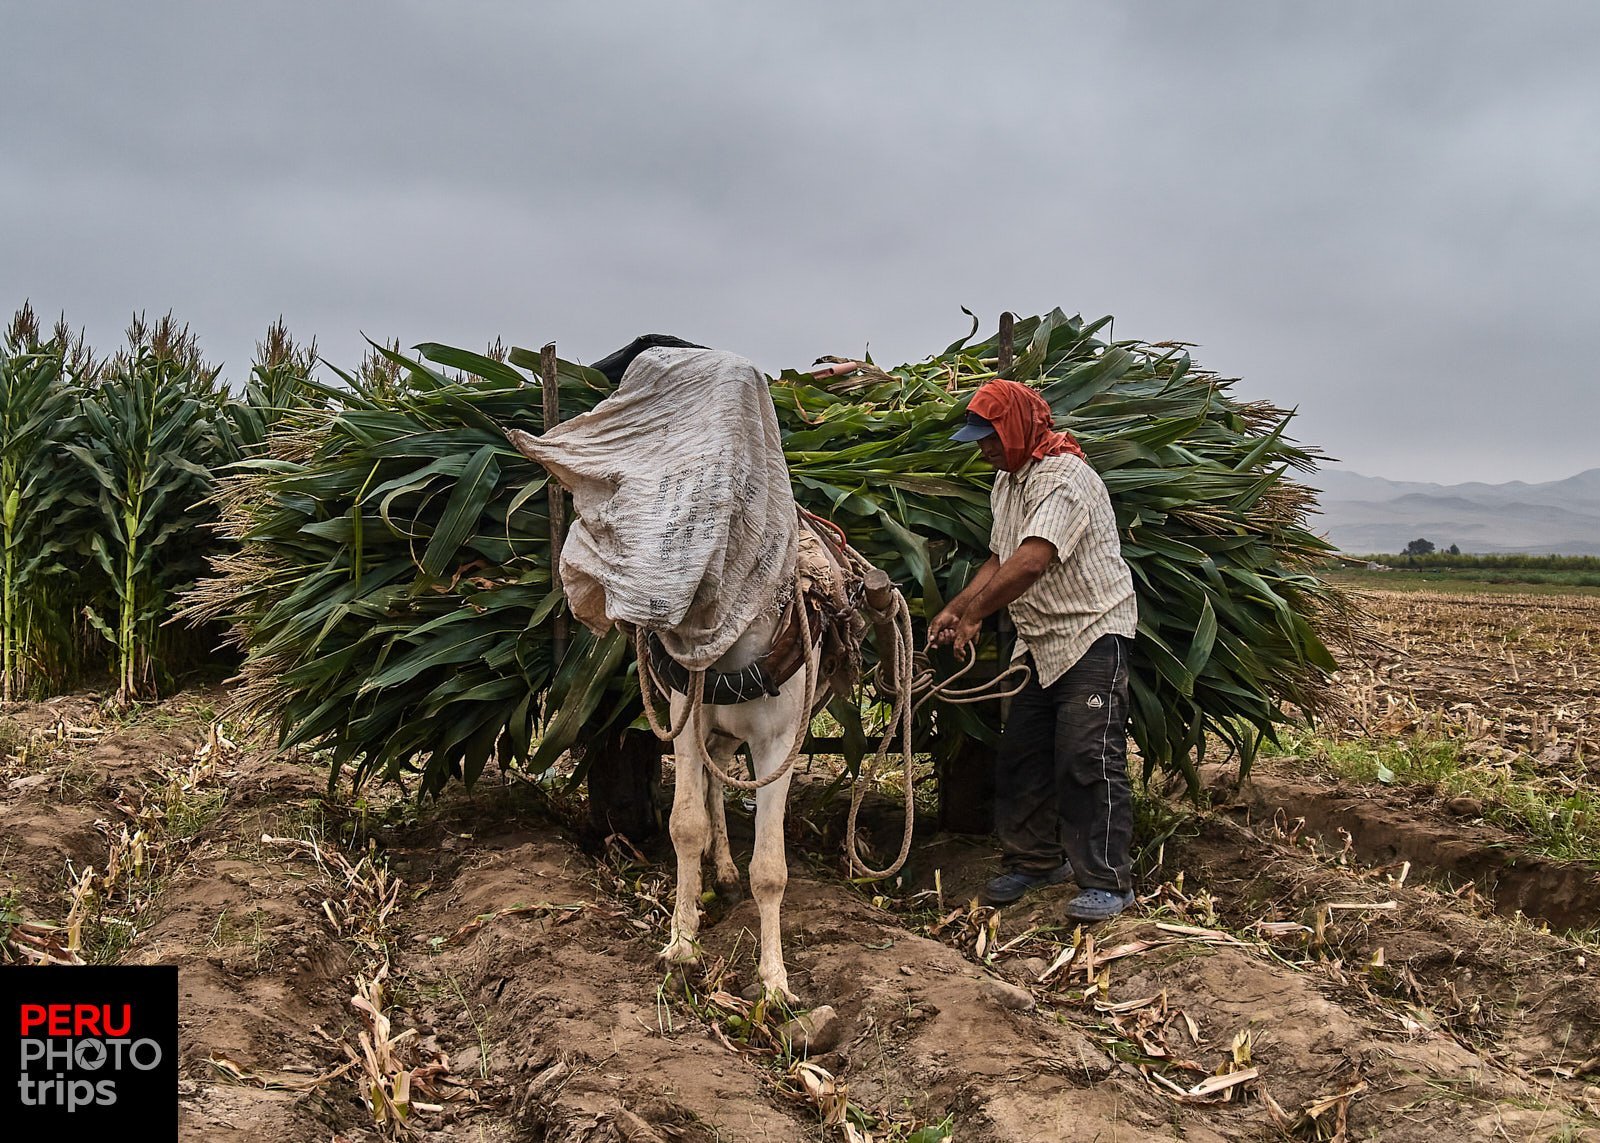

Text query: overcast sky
(4, 2), (1596, 484)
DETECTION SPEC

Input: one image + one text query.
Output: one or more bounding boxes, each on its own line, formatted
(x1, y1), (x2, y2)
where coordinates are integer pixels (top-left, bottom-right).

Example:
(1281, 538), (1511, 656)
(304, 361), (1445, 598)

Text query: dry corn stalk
(345, 966), (424, 1136)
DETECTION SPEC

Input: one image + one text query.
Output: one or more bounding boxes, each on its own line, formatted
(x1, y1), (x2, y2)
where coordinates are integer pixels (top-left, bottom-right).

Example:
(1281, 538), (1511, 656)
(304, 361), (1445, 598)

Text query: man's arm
(928, 537), (1057, 650)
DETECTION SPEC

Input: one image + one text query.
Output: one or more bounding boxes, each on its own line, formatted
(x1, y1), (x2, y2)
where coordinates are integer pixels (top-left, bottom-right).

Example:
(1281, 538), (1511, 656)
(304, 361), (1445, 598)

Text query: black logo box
(3, 965), (178, 1137)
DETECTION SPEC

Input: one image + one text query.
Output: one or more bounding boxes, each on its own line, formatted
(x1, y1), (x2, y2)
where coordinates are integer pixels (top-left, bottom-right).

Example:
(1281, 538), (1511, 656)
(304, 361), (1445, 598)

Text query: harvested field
(4, 587), (1600, 1141)
(1333, 588), (1600, 770)
(1241, 588), (1600, 932)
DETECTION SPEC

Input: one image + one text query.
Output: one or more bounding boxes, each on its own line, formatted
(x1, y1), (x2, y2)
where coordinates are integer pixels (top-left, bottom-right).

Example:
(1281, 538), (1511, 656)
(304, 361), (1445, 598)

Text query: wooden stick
(541, 342), (569, 661)
(997, 311), (1015, 375)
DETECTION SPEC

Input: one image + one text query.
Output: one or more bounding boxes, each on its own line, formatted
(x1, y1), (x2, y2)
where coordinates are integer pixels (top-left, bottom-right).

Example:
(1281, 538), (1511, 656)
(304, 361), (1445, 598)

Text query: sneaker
(1063, 887), (1135, 922)
(980, 861), (1073, 906)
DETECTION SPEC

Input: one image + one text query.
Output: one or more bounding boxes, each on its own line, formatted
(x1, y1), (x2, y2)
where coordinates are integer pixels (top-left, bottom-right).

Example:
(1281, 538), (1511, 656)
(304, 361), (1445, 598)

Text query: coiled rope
(839, 573), (1030, 881)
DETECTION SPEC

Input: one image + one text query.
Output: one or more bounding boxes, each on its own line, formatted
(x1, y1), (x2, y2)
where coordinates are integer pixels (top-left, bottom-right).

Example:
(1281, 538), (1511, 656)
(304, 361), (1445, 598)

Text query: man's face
(976, 434), (1009, 470)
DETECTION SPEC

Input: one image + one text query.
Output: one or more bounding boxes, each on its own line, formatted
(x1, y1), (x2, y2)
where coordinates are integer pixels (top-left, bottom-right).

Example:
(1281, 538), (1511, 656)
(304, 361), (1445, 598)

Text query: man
(929, 379), (1138, 922)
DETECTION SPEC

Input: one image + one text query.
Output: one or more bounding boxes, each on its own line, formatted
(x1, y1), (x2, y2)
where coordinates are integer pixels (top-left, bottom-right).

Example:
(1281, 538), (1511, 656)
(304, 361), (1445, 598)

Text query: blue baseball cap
(950, 411), (998, 442)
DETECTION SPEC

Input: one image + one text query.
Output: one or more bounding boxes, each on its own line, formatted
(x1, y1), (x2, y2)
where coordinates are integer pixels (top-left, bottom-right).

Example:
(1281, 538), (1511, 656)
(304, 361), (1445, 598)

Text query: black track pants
(994, 633), (1134, 892)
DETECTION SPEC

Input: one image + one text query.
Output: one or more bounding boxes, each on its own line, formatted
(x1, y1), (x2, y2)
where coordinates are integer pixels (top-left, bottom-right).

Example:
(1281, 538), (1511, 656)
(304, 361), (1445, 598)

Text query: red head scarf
(966, 379), (1085, 472)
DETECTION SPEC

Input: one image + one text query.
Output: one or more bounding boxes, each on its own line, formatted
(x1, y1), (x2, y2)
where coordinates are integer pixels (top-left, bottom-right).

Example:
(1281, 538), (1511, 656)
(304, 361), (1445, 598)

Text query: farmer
(929, 379), (1138, 922)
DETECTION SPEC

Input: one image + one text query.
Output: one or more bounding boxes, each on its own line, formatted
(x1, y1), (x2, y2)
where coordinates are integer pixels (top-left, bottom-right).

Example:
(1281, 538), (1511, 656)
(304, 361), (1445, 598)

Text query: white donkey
(639, 512), (894, 1002)
(510, 344), (909, 1002)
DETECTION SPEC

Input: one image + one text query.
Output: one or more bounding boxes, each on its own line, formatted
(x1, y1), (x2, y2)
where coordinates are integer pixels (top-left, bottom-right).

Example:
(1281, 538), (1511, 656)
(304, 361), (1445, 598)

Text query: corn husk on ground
(185, 310), (1358, 799)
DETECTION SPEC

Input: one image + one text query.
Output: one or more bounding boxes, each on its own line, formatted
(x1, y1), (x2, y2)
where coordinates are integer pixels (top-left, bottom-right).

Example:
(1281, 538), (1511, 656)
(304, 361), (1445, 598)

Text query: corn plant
(0, 305), (95, 699)
(71, 314), (236, 704)
(188, 310), (1362, 799)
(224, 318), (323, 454)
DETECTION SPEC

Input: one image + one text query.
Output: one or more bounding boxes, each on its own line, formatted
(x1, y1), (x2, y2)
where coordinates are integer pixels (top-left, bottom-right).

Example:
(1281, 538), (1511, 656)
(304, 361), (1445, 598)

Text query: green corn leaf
(1184, 596), (1219, 680)
(419, 444), (499, 580)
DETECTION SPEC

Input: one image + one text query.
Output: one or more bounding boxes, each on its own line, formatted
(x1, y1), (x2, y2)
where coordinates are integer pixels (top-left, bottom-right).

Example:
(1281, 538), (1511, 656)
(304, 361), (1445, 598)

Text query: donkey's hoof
(661, 964), (696, 998)
(658, 935), (699, 966)
(714, 877), (744, 905)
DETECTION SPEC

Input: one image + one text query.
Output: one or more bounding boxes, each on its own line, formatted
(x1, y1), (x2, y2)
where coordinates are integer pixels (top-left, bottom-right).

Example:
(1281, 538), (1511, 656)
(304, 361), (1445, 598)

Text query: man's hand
(947, 614), (981, 652)
(929, 607), (981, 652)
(928, 605), (964, 647)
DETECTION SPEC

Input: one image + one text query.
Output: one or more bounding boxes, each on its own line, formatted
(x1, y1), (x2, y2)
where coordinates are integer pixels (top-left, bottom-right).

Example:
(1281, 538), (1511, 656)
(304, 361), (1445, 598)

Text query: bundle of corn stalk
(184, 310), (1360, 798)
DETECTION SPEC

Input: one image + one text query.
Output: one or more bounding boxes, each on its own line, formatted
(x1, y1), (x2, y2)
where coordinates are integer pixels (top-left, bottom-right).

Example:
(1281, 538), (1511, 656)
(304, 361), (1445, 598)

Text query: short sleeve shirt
(989, 453), (1138, 686)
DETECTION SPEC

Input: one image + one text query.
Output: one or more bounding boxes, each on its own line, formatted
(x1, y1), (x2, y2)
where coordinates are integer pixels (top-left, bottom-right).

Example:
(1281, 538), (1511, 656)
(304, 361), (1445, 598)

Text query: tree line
(1370, 548), (1600, 571)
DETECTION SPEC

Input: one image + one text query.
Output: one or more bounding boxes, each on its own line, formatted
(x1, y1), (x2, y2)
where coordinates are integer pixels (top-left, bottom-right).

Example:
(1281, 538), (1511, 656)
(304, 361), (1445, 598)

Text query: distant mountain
(1304, 467), (1600, 556)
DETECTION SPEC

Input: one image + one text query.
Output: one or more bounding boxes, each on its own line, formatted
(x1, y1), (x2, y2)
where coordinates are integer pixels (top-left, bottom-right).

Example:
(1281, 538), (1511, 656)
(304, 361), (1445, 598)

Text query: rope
(799, 505), (849, 551)
(694, 595), (815, 792)
(636, 623), (697, 742)
(634, 538), (1032, 881)
(840, 586), (1032, 880)
(842, 587), (917, 879)
(638, 598), (817, 793)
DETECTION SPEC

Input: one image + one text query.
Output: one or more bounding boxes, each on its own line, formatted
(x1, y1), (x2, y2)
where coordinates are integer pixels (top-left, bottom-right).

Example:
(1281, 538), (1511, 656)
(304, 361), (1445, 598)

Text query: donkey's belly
(708, 612), (778, 674)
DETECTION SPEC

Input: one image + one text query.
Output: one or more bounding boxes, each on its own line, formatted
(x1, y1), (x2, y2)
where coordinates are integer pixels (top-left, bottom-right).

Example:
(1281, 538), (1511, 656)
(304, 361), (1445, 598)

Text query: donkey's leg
(660, 704), (710, 966)
(705, 733), (743, 902)
(742, 699), (806, 1003)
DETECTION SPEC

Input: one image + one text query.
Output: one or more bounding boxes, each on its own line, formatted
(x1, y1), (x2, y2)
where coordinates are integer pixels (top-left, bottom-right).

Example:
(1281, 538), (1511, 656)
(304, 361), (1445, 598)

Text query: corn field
(0, 304), (316, 704)
(4, 299), (1358, 795)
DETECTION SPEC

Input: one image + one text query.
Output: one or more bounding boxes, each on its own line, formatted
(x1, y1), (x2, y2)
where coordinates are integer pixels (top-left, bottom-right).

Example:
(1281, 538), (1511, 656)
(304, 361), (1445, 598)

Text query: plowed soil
(3, 681), (1600, 1133)
(5, 591), (1600, 1142)
(1237, 587), (1600, 933)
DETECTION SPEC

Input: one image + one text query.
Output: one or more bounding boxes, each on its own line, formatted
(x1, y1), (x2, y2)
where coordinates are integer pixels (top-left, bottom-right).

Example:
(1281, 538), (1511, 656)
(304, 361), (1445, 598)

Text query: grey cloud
(3, 0), (1596, 483)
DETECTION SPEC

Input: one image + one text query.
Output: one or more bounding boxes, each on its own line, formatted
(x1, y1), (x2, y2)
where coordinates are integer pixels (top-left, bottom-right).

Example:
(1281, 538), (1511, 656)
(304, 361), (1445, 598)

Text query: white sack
(508, 347), (797, 670)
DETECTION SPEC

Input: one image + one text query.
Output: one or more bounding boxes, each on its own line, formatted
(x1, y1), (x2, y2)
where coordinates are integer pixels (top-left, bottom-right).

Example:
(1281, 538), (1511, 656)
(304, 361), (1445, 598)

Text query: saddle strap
(644, 589), (827, 705)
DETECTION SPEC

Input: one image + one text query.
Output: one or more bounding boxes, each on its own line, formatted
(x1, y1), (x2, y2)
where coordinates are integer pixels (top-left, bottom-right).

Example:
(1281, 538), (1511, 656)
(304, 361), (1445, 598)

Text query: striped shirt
(989, 453), (1137, 686)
